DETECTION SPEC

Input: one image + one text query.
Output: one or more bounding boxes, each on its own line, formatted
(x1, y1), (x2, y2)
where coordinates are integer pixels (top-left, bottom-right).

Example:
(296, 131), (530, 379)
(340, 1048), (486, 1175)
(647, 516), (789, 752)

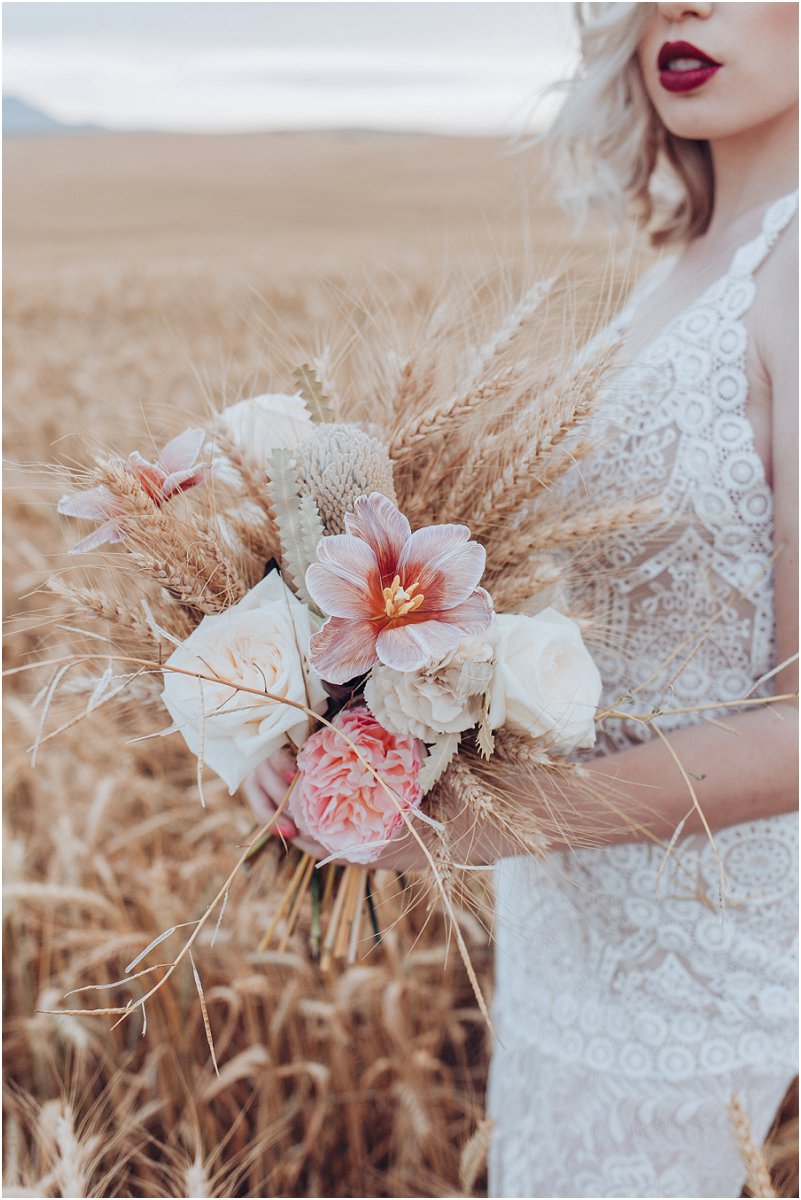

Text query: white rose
(219, 393), (313, 473)
(161, 571), (327, 793)
(489, 608), (602, 752)
(365, 630), (497, 742)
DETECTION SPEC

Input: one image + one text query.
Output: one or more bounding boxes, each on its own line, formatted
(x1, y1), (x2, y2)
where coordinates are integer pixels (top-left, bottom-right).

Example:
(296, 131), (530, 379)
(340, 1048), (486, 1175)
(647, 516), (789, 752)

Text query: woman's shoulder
(761, 206), (798, 284)
(753, 210), (798, 375)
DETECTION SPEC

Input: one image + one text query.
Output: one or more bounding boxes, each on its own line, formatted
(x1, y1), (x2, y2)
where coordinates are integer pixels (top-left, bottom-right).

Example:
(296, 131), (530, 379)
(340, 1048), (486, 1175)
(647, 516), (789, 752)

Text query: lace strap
(729, 190), (799, 279)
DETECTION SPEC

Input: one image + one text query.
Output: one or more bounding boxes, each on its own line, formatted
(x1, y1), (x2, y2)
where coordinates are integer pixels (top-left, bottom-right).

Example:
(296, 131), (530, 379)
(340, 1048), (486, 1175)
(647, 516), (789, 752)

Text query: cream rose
(219, 392), (313, 473)
(364, 630), (497, 742)
(489, 608), (602, 752)
(161, 571), (327, 793)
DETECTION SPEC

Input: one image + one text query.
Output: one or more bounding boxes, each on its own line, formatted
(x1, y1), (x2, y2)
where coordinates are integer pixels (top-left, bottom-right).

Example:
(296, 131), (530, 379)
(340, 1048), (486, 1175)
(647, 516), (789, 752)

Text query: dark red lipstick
(658, 40), (722, 93)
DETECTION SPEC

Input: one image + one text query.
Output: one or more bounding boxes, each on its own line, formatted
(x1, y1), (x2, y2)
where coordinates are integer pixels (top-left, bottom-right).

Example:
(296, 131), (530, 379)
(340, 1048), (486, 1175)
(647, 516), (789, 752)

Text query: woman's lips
(657, 39), (722, 94)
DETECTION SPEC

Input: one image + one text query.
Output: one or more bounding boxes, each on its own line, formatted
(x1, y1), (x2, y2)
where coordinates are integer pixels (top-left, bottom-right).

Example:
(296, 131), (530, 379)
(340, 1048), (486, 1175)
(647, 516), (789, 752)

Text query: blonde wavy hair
(547, 2), (713, 246)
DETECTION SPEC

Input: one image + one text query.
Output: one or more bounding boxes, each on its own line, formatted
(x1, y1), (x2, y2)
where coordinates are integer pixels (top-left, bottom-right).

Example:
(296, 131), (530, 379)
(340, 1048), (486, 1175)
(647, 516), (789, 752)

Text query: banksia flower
(294, 423), (396, 534)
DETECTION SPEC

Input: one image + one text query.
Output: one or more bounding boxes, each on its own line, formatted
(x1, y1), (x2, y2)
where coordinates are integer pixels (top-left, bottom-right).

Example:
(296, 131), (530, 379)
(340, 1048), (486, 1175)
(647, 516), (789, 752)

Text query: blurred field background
(2, 129), (598, 1199)
(4, 129), (796, 1198)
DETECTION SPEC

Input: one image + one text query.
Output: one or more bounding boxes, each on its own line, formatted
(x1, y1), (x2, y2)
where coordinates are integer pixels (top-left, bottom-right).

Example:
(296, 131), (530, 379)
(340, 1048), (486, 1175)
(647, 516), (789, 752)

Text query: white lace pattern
(488, 192), (799, 1198)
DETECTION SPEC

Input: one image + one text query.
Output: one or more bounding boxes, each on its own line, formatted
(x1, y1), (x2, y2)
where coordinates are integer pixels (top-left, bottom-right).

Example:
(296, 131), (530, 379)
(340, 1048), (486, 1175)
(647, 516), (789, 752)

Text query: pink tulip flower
(306, 492), (493, 684)
(57, 428), (208, 554)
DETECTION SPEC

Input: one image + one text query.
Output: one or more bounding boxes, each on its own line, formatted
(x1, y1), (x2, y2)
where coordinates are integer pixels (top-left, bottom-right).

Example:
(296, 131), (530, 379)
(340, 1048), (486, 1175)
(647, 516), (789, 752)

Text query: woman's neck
(706, 105), (798, 237)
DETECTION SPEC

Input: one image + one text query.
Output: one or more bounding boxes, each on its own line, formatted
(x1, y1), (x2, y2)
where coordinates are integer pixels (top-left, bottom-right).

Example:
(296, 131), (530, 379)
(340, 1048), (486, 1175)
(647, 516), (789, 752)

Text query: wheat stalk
(48, 576), (195, 643)
(464, 351), (615, 540)
(459, 1117), (494, 1194)
(389, 365), (522, 463)
(212, 427), (280, 549)
(731, 1094), (778, 1198)
(485, 498), (659, 588)
(388, 277), (560, 464)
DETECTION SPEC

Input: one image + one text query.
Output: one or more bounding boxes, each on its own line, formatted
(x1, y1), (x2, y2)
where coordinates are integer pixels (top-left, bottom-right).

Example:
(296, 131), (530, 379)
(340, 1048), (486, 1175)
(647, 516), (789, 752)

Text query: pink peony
(58, 428), (208, 554)
(290, 704), (425, 864)
(305, 492), (493, 684)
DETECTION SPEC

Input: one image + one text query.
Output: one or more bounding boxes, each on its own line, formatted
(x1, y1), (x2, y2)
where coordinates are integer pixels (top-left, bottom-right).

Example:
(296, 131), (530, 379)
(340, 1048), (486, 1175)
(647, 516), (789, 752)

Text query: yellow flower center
(382, 574), (425, 619)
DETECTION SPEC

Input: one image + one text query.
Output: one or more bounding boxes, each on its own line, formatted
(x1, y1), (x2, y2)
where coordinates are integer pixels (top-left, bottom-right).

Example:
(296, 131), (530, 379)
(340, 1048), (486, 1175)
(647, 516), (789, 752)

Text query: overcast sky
(3, 2), (579, 135)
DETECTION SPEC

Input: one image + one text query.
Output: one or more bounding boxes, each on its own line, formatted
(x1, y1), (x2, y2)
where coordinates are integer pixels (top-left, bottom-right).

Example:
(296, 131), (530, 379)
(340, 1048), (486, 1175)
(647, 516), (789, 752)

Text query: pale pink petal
(57, 486), (116, 521)
(398, 525), (485, 608)
(127, 450), (164, 477)
(433, 587), (494, 634)
(161, 465), (209, 499)
(343, 493), (410, 583)
(156, 428), (205, 474)
(68, 520), (122, 555)
(127, 455), (167, 503)
(306, 535), (380, 618)
(309, 616), (380, 684)
(376, 618), (464, 671)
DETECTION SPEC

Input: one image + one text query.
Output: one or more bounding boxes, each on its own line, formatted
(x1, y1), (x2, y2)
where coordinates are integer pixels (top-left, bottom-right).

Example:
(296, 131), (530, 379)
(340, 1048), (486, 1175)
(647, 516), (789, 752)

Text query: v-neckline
(619, 189), (799, 366)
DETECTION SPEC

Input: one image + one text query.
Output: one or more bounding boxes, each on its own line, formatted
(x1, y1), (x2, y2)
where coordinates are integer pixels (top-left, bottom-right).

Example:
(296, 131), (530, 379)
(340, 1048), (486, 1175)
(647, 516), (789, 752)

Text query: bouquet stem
(258, 851), (313, 952)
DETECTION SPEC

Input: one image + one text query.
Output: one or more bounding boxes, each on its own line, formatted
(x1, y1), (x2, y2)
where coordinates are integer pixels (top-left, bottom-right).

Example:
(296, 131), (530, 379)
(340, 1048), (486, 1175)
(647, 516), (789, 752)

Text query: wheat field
(4, 131), (796, 1198)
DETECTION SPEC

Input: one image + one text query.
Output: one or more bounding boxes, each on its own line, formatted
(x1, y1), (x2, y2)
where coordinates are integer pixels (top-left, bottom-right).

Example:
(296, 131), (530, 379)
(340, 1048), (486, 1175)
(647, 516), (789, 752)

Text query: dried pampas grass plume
(294, 423), (397, 534)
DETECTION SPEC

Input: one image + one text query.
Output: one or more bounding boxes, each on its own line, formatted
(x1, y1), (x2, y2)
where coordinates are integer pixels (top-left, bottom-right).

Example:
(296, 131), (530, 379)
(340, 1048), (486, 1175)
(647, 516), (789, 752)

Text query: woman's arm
(369, 699), (798, 869)
(246, 695), (798, 870)
(523, 700), (796, 852)
(761, 215), (799, 698)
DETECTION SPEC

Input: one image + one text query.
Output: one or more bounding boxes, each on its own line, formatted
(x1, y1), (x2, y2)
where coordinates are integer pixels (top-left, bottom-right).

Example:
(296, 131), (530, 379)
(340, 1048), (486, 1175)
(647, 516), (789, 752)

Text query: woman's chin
(653, 93), (799, 146)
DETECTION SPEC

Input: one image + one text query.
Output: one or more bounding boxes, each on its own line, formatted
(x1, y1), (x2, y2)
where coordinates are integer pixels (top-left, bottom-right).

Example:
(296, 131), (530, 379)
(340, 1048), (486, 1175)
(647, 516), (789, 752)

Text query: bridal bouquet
(36, 279), (646, 1025)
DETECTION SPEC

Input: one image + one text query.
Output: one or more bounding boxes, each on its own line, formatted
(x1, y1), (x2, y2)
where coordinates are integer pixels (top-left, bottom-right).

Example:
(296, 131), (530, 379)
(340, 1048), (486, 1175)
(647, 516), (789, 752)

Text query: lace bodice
(488, 192), (799, 1198)
(575, 192), (798, 749)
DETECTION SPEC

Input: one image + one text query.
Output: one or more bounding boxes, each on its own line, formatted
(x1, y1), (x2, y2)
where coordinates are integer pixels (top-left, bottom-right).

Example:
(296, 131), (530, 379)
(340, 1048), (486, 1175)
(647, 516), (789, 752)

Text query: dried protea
(294, 423), (397, 534)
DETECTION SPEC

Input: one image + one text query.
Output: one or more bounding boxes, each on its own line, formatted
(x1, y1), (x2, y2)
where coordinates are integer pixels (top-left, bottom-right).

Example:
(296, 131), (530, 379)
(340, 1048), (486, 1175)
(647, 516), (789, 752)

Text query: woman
(246, 4), (798, 1195)
(486, 3), (798, 1196)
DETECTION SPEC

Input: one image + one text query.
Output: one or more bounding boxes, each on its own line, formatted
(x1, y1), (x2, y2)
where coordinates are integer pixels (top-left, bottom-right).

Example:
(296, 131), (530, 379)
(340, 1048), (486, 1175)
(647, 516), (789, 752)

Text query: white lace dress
(488, 192), (799, 1199)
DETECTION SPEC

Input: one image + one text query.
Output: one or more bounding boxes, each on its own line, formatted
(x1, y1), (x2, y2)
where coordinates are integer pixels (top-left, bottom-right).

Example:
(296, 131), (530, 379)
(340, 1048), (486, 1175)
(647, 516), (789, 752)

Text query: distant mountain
(3, 95), (102, 137)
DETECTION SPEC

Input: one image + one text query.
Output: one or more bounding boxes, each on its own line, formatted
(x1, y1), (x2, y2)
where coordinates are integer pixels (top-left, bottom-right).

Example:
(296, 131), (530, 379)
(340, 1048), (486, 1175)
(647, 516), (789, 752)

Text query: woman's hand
(242, 749), (328, 859)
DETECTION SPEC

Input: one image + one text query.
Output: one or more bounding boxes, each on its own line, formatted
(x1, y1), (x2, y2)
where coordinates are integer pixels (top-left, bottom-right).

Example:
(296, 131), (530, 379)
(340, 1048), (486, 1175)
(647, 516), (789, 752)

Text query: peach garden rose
(290, 704), (425, 864)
